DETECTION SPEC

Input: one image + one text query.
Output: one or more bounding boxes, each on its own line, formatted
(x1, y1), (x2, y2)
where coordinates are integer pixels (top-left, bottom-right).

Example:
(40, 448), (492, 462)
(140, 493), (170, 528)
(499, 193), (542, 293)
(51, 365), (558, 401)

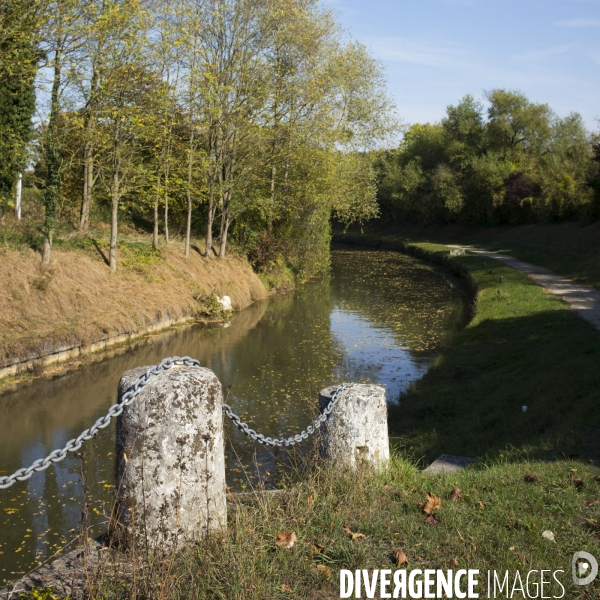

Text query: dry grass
(0, 242), (266, 367)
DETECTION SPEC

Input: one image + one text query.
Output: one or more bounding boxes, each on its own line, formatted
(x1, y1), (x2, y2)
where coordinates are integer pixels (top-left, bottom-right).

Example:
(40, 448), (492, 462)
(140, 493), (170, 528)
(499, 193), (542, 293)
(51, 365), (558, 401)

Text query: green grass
(363, 221), (600, 291)
(47, 454), (597, 599)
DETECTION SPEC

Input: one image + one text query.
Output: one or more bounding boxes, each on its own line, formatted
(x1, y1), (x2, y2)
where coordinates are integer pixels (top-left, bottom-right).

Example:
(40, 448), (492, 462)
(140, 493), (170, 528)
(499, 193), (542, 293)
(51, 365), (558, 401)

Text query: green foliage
(0, 0), (37, 214)
(378, 90), (597, 226)
(18, 587), (67, 600)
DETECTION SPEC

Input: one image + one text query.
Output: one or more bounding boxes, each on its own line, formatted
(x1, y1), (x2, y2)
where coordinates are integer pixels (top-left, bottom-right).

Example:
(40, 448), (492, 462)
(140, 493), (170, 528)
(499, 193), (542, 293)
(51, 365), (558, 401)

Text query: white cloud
(512, 44), (574, 62)
(363, 36), (470, 70)
(556, 18), (600, 26)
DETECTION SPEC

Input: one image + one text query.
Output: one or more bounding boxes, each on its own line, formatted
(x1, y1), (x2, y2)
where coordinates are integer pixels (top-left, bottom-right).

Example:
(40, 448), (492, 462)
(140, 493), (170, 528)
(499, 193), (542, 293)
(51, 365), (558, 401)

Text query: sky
(323, 0), (600, 131)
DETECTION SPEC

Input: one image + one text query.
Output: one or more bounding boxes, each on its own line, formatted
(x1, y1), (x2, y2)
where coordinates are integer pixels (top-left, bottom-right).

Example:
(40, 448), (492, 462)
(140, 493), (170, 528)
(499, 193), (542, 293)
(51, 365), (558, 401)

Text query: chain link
(0, 356), (350, 490)
(223, 383), (350, 447)
(0, 356), (200, 490)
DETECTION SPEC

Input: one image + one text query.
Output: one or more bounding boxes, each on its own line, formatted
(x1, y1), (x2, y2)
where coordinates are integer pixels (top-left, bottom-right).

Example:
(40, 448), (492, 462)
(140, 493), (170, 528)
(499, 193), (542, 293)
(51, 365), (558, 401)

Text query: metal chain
(0, 356), (200, 490)
(0, 355), (350, 490)
(223, 383), (350, 448)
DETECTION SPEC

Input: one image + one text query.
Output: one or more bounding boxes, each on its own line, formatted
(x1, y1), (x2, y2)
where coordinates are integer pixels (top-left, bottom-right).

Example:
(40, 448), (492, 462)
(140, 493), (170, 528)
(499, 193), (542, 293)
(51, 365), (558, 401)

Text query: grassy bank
(17, 232), (600, 599)
(0, 227), (267, 387)
(362, 221), (600, 291)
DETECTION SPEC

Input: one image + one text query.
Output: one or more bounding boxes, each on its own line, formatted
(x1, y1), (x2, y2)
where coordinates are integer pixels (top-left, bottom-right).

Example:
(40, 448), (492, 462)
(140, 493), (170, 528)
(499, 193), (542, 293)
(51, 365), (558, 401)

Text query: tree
(0, 0), (38, 214)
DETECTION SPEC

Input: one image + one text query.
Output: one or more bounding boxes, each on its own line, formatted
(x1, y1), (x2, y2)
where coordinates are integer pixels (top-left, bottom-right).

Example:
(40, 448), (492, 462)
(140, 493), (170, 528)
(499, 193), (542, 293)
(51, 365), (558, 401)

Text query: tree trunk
(153, 173), (160, 249)
(164, 186), (169, 244)
(269, 164), (276, 233)
(42, 47), (62, 265)
(42, 234), (52, 265)
(109, 166), (119, 271)
(219, 215), (230, 258)
(219, 187), (231, 258)
(184, 129), (194, 258)
(79, 134), (93, 232)
(109, 121), (121, 272)
(205, 174), (215, 259)
(79, 59), (99, 233)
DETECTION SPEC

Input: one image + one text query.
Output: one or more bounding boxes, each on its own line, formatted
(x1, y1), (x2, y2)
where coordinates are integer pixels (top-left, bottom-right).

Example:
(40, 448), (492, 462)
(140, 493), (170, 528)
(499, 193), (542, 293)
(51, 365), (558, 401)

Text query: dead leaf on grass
(447, 558), (459, 568)
(569, 475), (584, 490)
(281, 584), (292, 593)
(316, 564), (332, 579)
(394, 491), (409, 499)
(307, 496), (314, 506)
(524, 473), (540, 483)
(275, 532), (297, 548)
(311, 544), (325, 555)
(476, 501), (484, 510)
(394, 549), (408, 565)
(343, 526), (365, 541)
(471, 485), (477, 493)
(450, 487), (462, 500)
(425, 514), (441, 526)
(422, 493), (442, 515)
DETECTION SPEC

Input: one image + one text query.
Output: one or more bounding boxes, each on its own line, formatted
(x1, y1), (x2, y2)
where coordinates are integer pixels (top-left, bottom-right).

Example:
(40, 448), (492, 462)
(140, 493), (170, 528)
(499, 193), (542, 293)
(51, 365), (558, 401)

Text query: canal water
(0, 246), (465, 584)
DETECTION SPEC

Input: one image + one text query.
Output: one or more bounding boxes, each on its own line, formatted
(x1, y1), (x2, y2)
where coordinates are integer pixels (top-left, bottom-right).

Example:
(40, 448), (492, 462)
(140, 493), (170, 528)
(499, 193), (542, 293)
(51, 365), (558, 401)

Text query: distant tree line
(377, 91), (600, 226)
(0, 0), (394, 277)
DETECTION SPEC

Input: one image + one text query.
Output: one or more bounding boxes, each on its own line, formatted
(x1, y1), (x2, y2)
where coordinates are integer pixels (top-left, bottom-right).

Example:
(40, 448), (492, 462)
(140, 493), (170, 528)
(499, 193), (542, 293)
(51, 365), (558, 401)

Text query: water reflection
(0, 246), (464, 583)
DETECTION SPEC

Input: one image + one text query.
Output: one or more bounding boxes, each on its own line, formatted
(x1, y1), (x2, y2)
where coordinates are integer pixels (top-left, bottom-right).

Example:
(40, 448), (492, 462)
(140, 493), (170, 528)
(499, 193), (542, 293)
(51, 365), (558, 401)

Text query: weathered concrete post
(113, 365), (226, 552)
(319, 384), (389, 469)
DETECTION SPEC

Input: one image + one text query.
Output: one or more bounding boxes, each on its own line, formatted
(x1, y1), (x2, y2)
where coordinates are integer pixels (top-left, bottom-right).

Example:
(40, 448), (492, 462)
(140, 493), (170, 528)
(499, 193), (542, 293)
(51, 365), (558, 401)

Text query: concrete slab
(423, 454), (477, 475)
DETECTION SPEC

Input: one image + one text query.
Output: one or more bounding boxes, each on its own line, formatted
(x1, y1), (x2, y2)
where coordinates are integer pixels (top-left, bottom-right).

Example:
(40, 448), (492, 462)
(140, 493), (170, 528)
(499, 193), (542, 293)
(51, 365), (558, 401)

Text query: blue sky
(324, 0), (600, 130)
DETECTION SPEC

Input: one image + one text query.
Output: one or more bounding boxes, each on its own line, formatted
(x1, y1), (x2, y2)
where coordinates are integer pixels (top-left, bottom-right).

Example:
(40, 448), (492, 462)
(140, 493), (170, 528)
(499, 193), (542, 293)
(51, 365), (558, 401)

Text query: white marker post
(15, 173), (22, 220)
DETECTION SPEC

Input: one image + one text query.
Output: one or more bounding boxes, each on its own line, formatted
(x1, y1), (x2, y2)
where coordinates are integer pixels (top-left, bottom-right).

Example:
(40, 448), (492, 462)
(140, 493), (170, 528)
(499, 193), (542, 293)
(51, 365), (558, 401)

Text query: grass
(22, 454), (600, 599)
(362, 221), (600, 291)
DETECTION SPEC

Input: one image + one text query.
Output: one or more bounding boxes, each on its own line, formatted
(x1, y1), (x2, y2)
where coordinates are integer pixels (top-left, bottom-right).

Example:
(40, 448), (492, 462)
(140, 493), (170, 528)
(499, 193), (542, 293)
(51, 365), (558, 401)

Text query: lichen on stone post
(112, 365), (226, 553)
(319, 384), (390, 469)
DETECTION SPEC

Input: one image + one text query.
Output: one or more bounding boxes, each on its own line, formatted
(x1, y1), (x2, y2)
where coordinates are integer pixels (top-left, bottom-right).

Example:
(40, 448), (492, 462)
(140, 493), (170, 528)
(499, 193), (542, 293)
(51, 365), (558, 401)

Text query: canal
(0, 245), (465, 584)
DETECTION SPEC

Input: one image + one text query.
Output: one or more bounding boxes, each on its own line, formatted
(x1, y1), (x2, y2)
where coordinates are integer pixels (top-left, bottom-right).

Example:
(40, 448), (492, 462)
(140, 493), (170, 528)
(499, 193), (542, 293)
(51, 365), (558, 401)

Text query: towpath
(454, 246), (600, 332)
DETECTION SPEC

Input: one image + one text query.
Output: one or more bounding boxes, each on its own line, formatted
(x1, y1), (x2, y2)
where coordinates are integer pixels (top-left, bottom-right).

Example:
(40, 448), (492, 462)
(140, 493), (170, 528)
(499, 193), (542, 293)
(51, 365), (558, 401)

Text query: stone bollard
(113, 365), (226, 552)
(319, 384), (389, 469)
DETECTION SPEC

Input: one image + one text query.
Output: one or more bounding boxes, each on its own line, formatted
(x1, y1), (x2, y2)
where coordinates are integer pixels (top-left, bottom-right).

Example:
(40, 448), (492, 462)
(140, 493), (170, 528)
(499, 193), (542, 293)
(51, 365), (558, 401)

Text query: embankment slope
(0, 245), (266, 377)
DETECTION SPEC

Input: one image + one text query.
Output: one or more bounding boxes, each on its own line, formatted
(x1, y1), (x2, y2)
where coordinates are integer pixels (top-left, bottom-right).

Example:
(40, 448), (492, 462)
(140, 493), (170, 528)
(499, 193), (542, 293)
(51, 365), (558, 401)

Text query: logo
(572, 551), (598, 586)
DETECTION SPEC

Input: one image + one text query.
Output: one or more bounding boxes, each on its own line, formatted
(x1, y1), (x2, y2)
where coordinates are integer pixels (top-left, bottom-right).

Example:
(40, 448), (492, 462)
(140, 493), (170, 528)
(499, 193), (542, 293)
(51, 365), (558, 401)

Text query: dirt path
(458, 247), (600, 332)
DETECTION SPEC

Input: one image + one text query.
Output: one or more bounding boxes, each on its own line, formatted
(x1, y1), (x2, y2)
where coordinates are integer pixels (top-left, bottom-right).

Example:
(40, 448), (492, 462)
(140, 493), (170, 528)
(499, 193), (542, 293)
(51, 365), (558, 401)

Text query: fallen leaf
(2, 508), (17, 514)
(394, 491), (409, 499)
(395, 549), (408, 565)
(422, 493), (442, 515)
(281, 584), (292, 593)
(515, 551), (529, 563)
(583, 499), (600, 507)
(509, 546), (515, 551)
(276, 532), (297, 549)
(471, 485), (477, 493)
(570, 468), (578, 473)
(316, 564), (332, 579)
(450, 487), (462, 500)
(311, 544), (325, 555)
(425, 514), (441, 526)
(524, 474), (540, 483)
(569, 475), (584, 490)
(226, 492), (233, 502)
(447, 558), (459, 568)
(343, 526), (365, 541)
(476, 501), (484, 509)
